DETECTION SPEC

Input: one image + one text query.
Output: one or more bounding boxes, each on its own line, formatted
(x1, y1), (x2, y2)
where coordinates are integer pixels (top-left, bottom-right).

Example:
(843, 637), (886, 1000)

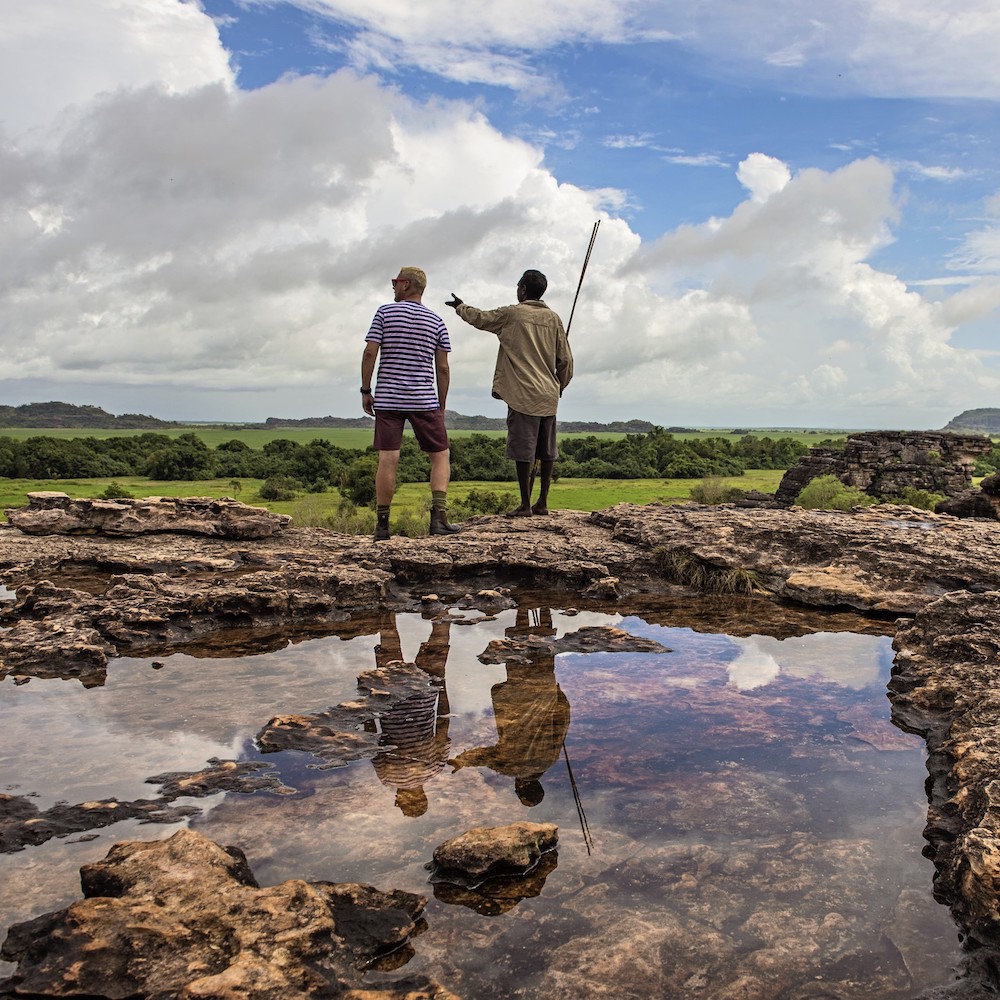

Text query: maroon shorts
(373, 409), (450, 453)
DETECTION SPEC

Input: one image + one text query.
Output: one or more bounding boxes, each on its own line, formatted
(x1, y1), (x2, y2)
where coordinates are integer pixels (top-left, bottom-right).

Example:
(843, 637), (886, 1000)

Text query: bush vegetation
(0, 428), (808, 489)
(795, 475), (878, 511)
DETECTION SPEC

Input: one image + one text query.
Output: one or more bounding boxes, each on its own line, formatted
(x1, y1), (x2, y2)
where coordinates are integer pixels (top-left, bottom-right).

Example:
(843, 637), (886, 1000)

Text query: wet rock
(0, 792), (199, 854)
(431, 849), (559, 915)
(891, 590), (1000, 946)
(429, 821), (558, 888)
(0, 828), (451, 999)
(1, 759), (295, 854)
(478, 624), (671, 664)
(146, 757), (296, 798)
(257, 661), (442, 768)
(6, 491), (291, 539)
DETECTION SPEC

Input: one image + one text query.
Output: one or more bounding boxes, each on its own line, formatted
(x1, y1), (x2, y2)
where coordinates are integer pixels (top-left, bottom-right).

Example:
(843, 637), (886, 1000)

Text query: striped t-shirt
(366, 301), (452, 411)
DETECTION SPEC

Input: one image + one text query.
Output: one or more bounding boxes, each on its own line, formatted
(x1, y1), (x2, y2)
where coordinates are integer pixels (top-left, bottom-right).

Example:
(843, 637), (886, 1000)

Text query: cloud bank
(1, 0), (999, 425)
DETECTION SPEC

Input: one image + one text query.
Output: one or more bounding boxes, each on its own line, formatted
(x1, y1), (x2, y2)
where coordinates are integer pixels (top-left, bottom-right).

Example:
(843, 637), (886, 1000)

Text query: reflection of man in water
(370, 614), (452, 817)
(451, 608), (570, 806)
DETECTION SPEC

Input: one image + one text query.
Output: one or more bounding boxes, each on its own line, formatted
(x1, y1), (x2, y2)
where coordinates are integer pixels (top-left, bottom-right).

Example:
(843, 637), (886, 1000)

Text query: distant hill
(942, 409), (1000, 434)
(0, 402), (175, 429)
(0, 402), (671, 435)
(260, 411), (659, 433)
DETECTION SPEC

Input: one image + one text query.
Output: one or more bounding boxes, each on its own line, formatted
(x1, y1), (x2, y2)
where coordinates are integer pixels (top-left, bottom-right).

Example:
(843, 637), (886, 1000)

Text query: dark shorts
(505, 408), (558, 462)
(374, 409), (450, 453)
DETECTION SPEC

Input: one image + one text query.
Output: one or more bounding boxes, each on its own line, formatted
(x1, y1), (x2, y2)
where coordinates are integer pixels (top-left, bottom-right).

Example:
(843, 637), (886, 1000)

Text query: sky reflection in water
(0, 599), (963, 997)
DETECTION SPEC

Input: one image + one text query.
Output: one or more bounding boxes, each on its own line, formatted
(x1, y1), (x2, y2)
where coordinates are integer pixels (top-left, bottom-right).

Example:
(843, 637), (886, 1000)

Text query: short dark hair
(519, 269), (547, 299)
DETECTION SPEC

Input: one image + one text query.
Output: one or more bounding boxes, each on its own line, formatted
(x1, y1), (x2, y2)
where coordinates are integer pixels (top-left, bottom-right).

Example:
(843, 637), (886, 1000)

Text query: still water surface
(0, 593), (963, 997)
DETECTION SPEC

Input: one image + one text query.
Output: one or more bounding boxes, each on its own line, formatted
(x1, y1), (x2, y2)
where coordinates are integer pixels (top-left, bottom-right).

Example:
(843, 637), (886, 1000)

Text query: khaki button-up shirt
(455, 299), (573, 417)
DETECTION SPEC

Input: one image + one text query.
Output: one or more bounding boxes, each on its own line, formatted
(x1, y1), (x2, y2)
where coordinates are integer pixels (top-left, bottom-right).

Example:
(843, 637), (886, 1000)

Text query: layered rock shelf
(775, 430), (992, 504)
(4, 498), (1000, 996)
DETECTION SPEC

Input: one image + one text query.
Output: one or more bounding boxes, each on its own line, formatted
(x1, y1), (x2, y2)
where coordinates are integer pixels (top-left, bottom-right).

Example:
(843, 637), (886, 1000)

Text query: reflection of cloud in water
(727, 632), (891, 691)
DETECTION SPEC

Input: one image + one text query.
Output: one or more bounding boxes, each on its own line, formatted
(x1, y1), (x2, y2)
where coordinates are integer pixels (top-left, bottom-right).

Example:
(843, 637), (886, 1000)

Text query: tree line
(0, 429), (810, 493)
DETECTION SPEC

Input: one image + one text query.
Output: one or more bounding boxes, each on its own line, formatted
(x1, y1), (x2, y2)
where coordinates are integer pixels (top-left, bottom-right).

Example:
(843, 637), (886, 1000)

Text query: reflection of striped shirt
(372, 691), (449, 789)
(366, 301), (451, 411)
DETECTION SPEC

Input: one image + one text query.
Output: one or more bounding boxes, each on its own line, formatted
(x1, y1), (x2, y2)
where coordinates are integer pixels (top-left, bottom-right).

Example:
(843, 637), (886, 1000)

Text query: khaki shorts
(373, 409), (450, 453)
(505, 408), (558, 462)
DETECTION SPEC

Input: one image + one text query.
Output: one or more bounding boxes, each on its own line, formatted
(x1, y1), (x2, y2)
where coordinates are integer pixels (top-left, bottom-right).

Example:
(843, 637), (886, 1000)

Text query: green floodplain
(0, 424), (824, 523)
(0, 426), (856, 449)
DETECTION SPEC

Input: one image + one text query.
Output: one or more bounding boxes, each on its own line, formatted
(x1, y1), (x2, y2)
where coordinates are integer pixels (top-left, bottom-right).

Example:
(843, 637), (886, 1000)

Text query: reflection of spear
(531, 220), (601, 496)
(563, 741), (594, 855)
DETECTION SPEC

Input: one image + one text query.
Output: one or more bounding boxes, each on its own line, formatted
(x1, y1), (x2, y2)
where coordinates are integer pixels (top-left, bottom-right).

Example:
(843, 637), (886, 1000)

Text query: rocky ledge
(5, 499), (1000, 995)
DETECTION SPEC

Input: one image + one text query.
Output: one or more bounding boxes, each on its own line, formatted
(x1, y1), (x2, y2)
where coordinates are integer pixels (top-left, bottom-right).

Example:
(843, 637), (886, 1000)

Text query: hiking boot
(429, 508), (459, 536)
(374, 516), (390, 541)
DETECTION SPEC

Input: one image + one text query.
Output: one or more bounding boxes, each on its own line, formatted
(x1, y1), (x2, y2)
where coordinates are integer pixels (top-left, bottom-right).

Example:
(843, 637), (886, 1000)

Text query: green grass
(1, 471), (786, 523)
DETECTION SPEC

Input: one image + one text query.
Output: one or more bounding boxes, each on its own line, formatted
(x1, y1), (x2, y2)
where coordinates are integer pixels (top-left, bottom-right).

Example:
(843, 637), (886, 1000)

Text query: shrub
(259, 475), (300, 501)
(99, 481), (134, 500)
(891, 486), (947, 511)
(338, 455), (379, 506)
(322, 499), (376, 535)
(795, 475), (877, 511)
(450, 488), (518, 518)
(689, 478), (747, 505)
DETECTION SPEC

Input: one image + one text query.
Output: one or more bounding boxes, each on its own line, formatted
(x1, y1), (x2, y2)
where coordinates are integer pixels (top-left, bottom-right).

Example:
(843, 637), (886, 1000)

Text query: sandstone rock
(429, 821), (558, 887)
(477, 624), (671, 664)
(0, 828), (452, 999)
(775, 431), (991, 504)
(5, 492), (290, 539)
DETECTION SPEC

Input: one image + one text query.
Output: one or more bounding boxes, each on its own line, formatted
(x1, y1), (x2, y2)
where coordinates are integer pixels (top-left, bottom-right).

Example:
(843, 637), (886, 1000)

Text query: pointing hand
(445, 294), (463, 309)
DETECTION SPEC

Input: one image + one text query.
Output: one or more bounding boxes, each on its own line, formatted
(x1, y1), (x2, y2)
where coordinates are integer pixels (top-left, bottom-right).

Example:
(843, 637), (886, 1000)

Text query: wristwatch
(360, 387), (372, 395)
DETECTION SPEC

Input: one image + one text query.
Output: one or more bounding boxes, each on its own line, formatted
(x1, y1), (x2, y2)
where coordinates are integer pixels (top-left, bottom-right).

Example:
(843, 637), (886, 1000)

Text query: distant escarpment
(0, 402), (175, 429)
(942, 408), (1000, 434)
(259, 411), (659, 432)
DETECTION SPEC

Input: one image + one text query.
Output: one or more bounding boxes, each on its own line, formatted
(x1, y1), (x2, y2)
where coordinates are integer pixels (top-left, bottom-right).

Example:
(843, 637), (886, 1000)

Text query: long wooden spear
(529, 221), (600, 501)
(565, 219), (600, 338)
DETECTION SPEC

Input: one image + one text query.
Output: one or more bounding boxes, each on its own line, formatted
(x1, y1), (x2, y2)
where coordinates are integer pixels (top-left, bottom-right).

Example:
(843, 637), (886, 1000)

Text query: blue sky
(3, 0), (1000, 428)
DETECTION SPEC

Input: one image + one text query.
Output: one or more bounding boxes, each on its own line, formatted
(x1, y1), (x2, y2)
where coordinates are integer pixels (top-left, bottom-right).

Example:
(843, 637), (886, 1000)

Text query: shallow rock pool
(0, 591), (963, 997)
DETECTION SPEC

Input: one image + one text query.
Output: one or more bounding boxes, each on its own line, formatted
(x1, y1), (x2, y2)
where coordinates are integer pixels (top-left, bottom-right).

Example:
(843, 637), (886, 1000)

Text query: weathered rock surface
(7, 500), (1000, 994)
(429, 821), (559, 887)
(1, 759), (293, 854)
(0, 828), (455, 999)
(775, 430), (991, 505)
(6, 502), (1000, 685)
(5, 492), (291, 539)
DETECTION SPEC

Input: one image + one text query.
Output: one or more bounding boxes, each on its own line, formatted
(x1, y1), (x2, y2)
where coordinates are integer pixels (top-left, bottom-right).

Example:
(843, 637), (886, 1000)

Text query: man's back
(366, 300), (450, 411)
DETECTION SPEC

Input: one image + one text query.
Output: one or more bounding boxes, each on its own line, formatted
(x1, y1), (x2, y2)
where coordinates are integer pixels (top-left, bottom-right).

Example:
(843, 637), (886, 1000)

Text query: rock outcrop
(0, 828), (453, 999)
(7, 500), (1000, 994)
(775, 431), (991, 505)
(5, 492), (290, 539)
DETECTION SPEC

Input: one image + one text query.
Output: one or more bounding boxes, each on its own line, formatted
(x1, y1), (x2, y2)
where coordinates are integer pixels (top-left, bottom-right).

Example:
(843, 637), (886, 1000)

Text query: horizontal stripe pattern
(366, 301), (451, 411)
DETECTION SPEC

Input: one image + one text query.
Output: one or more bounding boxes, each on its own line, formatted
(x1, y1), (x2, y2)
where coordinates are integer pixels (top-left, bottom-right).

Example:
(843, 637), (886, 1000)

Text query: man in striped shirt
(361, 266), (459, 541)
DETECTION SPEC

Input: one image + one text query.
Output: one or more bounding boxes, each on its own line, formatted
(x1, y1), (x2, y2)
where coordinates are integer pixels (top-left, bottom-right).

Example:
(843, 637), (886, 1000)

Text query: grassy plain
(0, 471), (786, 523)
(0, 423), (804, 524)
(0, 426), (852, 448)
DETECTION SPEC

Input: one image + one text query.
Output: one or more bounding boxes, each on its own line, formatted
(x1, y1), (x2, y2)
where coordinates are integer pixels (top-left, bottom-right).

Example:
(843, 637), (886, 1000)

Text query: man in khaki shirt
(446, 270), (573, 516)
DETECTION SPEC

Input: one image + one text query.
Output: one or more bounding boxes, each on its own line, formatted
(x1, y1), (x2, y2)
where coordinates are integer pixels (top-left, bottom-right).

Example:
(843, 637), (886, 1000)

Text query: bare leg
(507, 460), (533, 516)
(376, 450), (400, 507)
(532, 460), (554, 514)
